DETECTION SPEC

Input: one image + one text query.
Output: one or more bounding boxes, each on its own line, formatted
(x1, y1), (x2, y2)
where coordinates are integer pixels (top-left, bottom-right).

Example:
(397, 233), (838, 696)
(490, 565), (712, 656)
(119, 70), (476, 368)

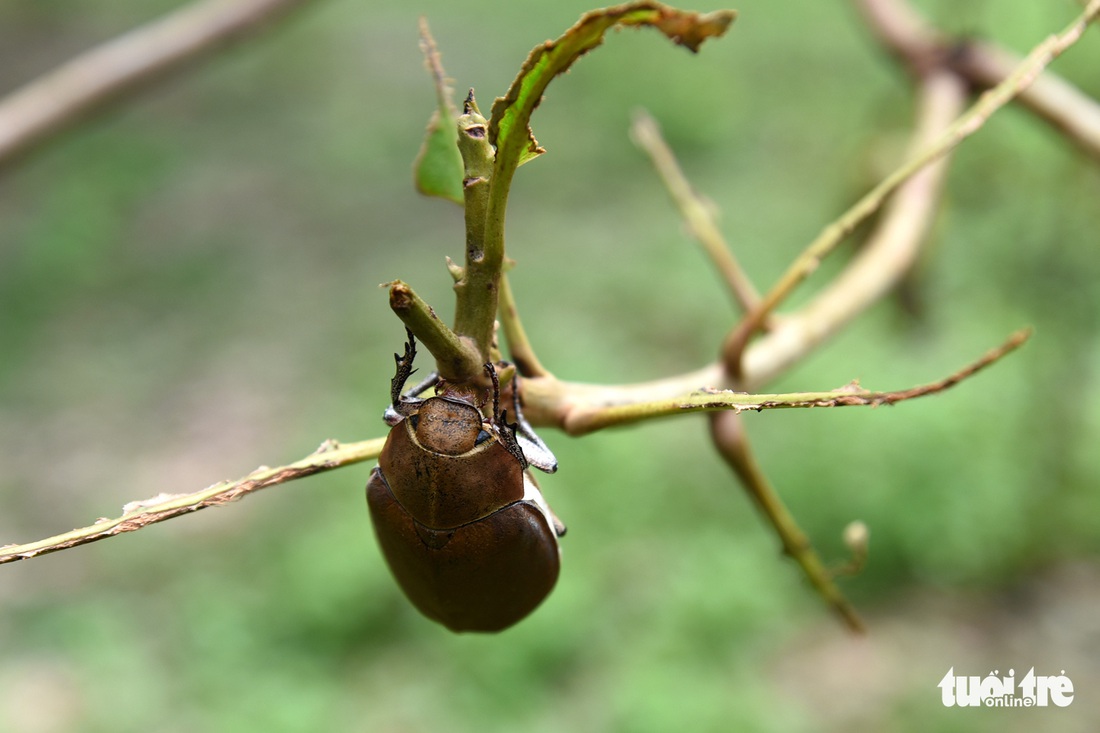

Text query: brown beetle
(366, 330), (564, 632)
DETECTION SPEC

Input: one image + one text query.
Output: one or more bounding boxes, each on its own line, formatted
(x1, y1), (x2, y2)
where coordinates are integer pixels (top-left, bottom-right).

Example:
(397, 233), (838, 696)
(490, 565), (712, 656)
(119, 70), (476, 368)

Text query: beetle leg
(383, 370), (440, 426)
(508, 372), (558, 474)
(390, 328), (417, 404)
(484, 363), (529, 469)
(384, 328), (430, 424)
(405, 371), (441, 400)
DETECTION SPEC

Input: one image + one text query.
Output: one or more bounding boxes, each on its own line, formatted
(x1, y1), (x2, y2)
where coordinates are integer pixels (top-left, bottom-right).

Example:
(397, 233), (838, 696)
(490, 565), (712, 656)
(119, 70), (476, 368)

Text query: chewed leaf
(413, 18), (464, 204)
(488, 2), (735, 184)
(518, 126), (545, 167)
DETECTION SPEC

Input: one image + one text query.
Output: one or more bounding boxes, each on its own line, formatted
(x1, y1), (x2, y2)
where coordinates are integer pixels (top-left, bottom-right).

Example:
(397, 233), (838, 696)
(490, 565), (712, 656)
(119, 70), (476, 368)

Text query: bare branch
(739, 69), (968, 386)
(524, 329), (1030, 435)
(853, 0), (943, 70)
(856, 0), (1100, 162)
(0, 0), (318, 169)
(0, 437), (385, 565)
(709, 411), (866, 632)
(630, 108), (762, 314)
(722, 0), (1100, 378)
(951, 40), (1100, 162)
(499, 274), (552, 378)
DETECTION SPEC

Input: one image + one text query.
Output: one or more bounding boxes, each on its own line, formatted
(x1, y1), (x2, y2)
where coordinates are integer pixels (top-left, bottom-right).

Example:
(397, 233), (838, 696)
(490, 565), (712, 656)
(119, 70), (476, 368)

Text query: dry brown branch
(0, 0), (318, 169)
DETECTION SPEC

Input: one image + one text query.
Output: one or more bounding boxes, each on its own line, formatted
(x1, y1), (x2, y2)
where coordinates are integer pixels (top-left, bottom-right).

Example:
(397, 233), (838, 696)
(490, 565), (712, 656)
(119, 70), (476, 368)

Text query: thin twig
(737, 69), (968, 385)
(702, 49), (965, 630)
(526, 329), (1029, 435)
(0, 0), (318, 169)
(0, 437), (385, 565)
(499, 274), (551, 378)
(709, 411), (866, 632)
(952, 40), (1100, 162)
(856, 0), (1100, 161)
(630, 108), (762, 314)
(722, 0), (1100, 378)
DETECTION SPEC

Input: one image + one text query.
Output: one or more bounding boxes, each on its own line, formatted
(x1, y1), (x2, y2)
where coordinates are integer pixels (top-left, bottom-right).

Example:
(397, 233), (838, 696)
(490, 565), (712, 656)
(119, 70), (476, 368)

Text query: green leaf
(413, 18), (464, 205)
(487, 2), (736, 186)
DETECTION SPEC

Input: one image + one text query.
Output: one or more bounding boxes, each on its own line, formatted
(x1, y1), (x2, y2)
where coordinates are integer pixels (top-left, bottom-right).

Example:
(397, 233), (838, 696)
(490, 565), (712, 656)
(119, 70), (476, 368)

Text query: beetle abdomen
(367, 467), (560, 632)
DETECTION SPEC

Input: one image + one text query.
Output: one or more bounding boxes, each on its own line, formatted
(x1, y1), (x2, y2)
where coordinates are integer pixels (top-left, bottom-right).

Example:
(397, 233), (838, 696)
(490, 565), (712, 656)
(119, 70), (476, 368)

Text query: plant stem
(0, 0), (317, 169)
(0, 437), (385, 565)
(709, 411), (866, 632)
(387, 280), (482, 381)
(631, 108), (761, 314)
(723, 0), (1100, 377)
(452, 92), (500, 362)
(499, 274), (551, 377)
(523, 329), (1029, 434)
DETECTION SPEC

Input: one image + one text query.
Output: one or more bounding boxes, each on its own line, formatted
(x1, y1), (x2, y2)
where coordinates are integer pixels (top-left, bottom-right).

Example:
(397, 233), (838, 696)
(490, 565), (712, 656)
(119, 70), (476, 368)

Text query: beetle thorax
(414, 397), (487, 455)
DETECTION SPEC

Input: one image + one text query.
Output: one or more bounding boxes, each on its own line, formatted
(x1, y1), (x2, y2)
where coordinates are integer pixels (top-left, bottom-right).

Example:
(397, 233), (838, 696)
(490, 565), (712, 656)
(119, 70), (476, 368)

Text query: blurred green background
(1, 0), (1098, 731)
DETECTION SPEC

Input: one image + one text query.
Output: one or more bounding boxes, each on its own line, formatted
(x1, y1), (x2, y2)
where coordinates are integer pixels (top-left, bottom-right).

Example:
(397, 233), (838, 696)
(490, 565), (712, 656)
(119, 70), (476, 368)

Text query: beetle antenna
(485, 362), (502, 423)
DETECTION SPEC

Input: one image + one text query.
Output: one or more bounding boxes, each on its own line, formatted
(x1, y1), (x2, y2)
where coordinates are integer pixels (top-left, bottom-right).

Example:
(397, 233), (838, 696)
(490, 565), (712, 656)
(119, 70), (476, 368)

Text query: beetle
(366, 330), (564, 632)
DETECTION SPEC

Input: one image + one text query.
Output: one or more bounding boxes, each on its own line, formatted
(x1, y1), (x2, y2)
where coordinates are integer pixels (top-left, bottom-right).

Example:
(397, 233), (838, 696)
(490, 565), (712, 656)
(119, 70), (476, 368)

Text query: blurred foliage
(1, 0), (1099, 731)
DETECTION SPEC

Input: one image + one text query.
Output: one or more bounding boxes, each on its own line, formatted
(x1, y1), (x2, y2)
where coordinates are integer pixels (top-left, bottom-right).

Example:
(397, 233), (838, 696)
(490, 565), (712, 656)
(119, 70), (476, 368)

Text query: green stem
(524, 328), (1029, 434)
(452, 92), (500, 362)
(710, 411), (865, 632)
(387, 280), (482, 381)
(499, 273), (550, 377)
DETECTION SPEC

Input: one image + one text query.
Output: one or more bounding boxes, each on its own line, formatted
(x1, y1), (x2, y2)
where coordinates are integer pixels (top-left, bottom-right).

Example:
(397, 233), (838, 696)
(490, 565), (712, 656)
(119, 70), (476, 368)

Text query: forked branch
(722, 0), (1100, 377)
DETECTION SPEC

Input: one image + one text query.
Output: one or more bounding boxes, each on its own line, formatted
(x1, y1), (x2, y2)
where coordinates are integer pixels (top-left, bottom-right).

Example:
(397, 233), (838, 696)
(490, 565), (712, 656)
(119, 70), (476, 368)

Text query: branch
(738, 68), (967, 385)
(709, 411), (866, 632)
(499, 274), (552, 378)
(0, 0), (318, 170)
(451, 92), (500, 361)
(523, 329), (1030, 435)
(855, 0), (1100, 162)
(722, 0), (1100, 377)
(386, 280), (483, 382)
(950, 40), (1100, 163)
(6, 318), (1015, 567)
(630, 109), (762, 314)
(0, 437), (385, 565)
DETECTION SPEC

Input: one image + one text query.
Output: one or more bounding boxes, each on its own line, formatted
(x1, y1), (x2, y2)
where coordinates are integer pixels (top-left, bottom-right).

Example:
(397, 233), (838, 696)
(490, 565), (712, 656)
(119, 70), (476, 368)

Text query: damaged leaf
(488, 1), (736, 187)
(413, 18), (465, 205)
